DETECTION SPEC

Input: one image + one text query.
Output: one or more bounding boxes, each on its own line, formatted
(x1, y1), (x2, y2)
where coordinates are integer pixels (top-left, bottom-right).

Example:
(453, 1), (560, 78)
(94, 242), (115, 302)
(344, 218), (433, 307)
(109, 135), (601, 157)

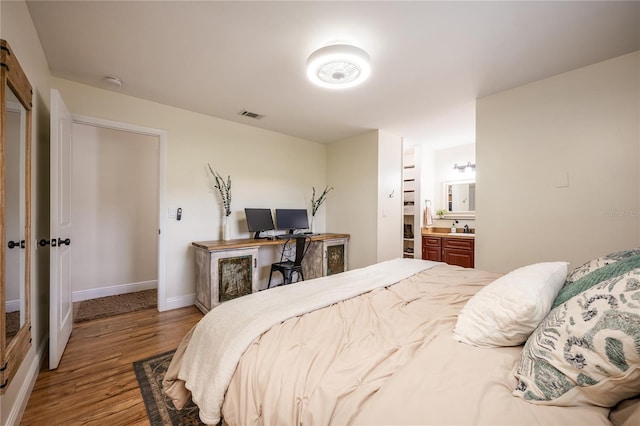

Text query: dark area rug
(74, 289), (157, 323)
(6, 310), (20, 338)
(133, 349), (204, 426)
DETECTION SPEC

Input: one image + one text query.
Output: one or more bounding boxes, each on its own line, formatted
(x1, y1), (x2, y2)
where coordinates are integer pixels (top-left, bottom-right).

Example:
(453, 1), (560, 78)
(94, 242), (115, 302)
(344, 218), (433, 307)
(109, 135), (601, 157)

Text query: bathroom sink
(448, 232), (475, 236)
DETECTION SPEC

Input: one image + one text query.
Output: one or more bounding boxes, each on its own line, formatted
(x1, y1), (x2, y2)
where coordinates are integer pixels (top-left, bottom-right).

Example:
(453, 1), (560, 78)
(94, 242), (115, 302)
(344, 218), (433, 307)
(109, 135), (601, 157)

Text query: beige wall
(476, 51), (640, 273)
(327, 130), (403, 269)
(417, 144), (477, 233)
(327, 131), (378, 268)
(377, 130), (403, 261)
(433, 143), (476, 213)
(51, 77), (327, 304)
(71, 124), (159, 295)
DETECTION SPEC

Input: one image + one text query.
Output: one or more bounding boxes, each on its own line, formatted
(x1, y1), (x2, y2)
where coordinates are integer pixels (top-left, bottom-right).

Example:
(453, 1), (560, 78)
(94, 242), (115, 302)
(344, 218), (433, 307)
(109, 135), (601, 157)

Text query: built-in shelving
(403, 146), (421, 258)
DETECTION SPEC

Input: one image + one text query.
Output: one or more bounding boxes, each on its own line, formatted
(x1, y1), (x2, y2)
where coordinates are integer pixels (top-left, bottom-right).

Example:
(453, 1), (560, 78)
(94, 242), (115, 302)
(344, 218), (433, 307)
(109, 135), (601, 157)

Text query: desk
(192, 233), (350, 313)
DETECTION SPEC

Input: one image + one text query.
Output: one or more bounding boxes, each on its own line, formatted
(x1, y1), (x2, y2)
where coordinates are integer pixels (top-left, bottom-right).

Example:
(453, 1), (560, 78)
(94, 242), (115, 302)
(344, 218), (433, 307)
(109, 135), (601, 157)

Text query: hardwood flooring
(20, 306), (203, 425)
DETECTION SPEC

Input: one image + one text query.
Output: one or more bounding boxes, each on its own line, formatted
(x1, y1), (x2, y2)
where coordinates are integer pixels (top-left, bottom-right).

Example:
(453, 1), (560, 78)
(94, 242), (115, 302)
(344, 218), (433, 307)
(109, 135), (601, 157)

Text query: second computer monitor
(275, 209), (309, 234)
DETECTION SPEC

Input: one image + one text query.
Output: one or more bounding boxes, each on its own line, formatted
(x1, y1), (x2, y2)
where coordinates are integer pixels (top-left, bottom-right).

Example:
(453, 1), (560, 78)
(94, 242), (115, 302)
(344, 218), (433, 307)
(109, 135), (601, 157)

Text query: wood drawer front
(442, 238), (474, 250)
(423, 237), (441, 247)
(424, 247), (441, 262)
(443, 249), (474, 268)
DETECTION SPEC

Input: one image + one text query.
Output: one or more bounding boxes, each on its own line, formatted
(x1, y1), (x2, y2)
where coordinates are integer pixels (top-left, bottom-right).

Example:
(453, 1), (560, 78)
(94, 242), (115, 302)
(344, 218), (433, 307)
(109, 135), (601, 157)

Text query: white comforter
(175, 258), (438, 424)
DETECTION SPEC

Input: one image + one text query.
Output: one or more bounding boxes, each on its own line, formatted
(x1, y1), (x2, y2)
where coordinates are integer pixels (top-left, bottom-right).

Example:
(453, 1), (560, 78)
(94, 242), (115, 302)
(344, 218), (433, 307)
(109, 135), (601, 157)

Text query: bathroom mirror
(444, 179), (475, 217)
(1, 40), (32, 394)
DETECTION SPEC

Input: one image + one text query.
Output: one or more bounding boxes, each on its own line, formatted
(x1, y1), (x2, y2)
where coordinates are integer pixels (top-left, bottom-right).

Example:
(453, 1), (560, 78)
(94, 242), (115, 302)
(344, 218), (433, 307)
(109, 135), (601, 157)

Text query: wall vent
(239, 110), (264, 120)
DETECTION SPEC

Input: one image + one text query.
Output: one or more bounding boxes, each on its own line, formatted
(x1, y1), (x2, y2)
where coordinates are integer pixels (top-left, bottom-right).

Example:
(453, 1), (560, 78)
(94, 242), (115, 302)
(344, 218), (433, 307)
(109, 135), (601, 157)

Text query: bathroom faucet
(464, 224), (470, 233)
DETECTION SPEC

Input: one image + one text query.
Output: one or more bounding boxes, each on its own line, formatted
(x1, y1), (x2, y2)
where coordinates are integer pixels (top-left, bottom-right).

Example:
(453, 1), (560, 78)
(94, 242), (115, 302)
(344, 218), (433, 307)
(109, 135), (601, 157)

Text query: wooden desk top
(192, 233), (350, 251)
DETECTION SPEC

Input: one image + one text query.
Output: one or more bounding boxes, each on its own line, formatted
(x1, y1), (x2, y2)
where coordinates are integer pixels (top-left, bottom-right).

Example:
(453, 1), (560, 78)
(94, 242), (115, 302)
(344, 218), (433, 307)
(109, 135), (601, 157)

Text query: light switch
(555, 172), (569, 188)
(168, 208), (176, 218)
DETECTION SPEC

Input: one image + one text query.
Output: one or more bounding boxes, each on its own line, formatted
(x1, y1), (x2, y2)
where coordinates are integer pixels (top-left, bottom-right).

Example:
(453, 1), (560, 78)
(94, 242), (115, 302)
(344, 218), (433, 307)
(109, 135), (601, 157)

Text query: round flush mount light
(306, 44), (371, 89)
(104, 76), (123, 87)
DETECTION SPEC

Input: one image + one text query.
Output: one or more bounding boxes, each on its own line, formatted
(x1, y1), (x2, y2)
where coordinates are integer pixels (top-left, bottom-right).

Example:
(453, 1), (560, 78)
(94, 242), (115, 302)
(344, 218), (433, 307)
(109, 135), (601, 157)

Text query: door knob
(7, 240), (20, 249)
(38, 239), (50, 247)
(46, 238), (71, 247)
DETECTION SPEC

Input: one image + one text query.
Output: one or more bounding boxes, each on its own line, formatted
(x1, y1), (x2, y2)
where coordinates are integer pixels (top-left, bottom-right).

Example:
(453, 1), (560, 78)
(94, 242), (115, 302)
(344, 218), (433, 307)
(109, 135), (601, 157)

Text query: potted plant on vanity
(435, 209), (447, 219)
(208, 164), (232, 240)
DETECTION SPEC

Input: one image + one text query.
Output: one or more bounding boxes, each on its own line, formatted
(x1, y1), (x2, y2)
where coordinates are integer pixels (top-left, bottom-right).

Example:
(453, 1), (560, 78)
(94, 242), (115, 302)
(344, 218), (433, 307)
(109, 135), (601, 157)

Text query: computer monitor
(275, 209), (309, 234)
(245, 208), (275, 239)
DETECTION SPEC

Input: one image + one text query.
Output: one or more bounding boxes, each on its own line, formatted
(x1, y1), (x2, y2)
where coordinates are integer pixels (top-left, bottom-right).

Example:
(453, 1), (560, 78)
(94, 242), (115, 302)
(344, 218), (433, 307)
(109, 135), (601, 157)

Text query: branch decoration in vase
(208, 163), (232, 240)
(310, 185), (334, 232)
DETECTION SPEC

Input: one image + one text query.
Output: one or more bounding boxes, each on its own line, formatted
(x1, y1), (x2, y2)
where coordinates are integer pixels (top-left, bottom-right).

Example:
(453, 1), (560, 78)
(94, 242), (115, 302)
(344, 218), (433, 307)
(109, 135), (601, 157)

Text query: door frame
(71, 114), (168, 311)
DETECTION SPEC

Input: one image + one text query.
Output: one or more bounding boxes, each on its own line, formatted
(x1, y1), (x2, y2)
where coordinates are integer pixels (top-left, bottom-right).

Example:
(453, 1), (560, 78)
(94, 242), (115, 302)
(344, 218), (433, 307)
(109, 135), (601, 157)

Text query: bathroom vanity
(422, 229), (474, 268)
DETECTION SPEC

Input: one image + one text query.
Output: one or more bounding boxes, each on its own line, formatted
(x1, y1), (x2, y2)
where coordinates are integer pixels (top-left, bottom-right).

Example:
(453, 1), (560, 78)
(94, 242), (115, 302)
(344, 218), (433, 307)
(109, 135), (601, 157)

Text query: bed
(164, 255), (640, 425)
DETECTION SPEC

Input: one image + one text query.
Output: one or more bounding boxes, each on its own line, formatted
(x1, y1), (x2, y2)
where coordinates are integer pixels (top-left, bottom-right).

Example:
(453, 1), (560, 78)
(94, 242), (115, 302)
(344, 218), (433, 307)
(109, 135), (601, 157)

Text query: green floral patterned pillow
(566, 248), (640, 285)
(553, 255), (640, 309)
(513, 269), (640, 407)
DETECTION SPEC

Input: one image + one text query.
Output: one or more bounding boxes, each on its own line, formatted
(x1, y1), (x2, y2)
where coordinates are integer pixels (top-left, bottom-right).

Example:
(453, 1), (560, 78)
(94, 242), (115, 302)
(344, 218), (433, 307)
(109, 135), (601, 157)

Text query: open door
(49, 89), (73, 369)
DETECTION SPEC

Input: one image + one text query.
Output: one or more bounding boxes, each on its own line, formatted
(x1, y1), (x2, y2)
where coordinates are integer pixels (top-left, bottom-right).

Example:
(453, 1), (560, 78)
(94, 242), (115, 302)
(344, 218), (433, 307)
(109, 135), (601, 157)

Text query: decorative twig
(311, 185), (334, 216)
(208, 164), (231, 217)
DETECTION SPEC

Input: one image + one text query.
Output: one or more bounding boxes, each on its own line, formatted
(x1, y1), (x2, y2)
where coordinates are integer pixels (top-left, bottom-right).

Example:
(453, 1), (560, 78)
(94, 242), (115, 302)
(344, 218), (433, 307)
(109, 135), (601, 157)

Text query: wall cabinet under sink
(422, 235), (474, 268)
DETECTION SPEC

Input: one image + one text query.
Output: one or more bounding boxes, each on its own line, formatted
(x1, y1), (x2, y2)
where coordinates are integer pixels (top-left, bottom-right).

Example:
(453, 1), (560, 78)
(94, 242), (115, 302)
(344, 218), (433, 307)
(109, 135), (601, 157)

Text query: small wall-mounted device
(176, 208), (182, 221)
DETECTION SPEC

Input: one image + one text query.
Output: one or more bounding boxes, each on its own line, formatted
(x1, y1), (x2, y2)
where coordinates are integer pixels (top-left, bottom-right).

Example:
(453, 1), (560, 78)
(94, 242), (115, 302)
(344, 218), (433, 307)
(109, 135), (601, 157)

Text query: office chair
(267, 236), (310, 288)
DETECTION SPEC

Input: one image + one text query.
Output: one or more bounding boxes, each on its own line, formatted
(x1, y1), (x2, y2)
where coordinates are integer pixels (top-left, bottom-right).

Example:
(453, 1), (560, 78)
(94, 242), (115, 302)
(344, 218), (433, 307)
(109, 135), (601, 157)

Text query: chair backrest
(293, 236), (310, 266)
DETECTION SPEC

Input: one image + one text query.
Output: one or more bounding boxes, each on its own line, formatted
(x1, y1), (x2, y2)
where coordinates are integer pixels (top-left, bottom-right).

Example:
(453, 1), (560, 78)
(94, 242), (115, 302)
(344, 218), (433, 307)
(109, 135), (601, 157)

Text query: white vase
(310, 216), (316, 233)
(222, 216), (231, 241)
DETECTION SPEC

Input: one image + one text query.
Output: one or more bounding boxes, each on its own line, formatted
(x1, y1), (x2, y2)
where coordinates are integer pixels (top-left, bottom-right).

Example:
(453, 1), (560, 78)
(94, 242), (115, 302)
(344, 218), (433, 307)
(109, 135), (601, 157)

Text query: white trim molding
(72, 280), (158, 303)
(165, 293), (196, 311)
(69, 114), (168, 311)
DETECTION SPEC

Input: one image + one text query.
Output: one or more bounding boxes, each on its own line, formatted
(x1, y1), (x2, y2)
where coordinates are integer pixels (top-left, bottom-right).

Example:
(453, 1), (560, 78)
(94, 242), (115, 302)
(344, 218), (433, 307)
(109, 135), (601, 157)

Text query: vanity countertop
(421, 227), (475, 239)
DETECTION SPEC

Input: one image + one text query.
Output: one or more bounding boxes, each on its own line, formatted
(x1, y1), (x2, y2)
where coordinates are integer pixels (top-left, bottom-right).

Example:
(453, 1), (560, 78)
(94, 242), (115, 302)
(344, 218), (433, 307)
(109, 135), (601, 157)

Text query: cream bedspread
(166, 258), (437, 424)
(166, 259), (613, 425)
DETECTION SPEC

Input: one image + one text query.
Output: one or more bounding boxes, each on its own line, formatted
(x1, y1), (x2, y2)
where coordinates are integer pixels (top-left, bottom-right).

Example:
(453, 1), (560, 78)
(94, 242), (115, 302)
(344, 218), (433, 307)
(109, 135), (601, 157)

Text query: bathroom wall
(420, 143), (476, 231)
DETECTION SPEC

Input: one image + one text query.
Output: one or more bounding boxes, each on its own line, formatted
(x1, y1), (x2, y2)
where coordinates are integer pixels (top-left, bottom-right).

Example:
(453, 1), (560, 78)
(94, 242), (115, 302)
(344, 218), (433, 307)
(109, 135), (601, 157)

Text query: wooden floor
(20, 306), (203, 426)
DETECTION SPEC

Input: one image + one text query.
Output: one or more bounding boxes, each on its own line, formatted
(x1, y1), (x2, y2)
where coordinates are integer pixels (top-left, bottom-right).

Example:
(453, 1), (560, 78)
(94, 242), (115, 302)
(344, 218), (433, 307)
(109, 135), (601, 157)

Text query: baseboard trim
(5, 298), (20, 312)
(72, 282), (193, 312)
(5, 336), (47, 426)
(72, 280), (158, 302)
(164, 293), (196, 311)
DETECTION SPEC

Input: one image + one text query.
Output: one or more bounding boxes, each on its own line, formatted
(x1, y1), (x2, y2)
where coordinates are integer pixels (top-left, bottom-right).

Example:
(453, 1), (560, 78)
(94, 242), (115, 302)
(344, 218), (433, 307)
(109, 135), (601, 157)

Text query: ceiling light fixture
(104, 76), (122, 87)
(306, 44), (371, 89)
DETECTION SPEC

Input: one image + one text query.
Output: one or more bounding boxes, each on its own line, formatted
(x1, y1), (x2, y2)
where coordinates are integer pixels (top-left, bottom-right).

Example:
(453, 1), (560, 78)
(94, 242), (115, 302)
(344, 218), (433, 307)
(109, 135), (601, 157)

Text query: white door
(49, 89), (73, 369)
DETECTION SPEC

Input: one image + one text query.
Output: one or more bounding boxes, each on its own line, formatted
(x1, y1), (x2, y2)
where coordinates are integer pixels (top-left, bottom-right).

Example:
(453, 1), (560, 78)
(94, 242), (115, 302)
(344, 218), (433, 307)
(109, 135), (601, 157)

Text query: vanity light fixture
(306, 44), (371, 89)
(453, 162), (476, 173)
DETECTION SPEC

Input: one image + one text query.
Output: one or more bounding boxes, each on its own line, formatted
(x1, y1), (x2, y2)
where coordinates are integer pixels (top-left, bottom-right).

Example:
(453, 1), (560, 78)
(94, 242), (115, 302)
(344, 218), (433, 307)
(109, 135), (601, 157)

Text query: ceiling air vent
(239, 110), (264, 120)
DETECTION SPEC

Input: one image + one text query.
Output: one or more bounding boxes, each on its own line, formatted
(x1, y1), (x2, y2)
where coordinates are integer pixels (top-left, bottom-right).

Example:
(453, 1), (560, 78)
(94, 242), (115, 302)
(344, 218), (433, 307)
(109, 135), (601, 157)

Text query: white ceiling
(26, 1), (640, 148)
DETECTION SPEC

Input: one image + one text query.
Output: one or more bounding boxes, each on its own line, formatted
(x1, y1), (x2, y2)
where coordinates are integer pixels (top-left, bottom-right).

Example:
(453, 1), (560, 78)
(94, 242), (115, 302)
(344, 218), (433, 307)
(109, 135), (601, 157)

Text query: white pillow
(453, 261), (568, 347)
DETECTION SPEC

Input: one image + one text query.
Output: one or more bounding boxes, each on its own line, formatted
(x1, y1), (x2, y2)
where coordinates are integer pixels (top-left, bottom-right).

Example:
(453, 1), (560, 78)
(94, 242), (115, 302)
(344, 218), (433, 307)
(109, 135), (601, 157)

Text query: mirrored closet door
(1, 39), (33, 394)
